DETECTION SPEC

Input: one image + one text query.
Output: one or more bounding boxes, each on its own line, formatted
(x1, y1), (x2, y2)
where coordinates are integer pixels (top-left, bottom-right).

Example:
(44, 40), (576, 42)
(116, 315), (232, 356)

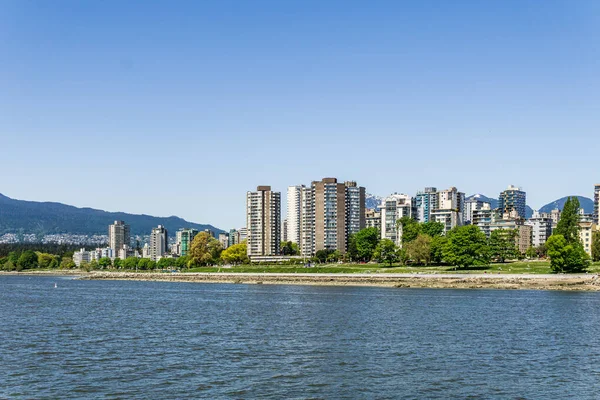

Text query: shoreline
(4, 270), (600, 291)
(78, 271), (600, 291)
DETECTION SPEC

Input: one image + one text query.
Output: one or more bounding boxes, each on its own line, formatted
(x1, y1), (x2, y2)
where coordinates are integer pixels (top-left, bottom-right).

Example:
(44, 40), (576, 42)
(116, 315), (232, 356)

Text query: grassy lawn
(184, 261), (600, 275)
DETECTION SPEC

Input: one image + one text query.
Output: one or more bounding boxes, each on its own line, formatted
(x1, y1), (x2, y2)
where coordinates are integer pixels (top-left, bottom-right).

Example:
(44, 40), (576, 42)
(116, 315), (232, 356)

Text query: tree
(488, 229), (520, 263)
(113, 257), (122, 269)
(348, 227), (380, 262)
(98, 257), (112, 269)
(327, 250), (342, 263)
(373, 239), (399, 266)
(89, 259), (99, 270)
(404, 234), (432, 265)
(189, 232), (222, 266)
(554, 197), (581, 244)
(37, 253), (56, 269)
(17, 250), (38, 270)
(176, 255), (191, 269)
(3, 260), (16, 271)
(60, 256), (76, 270)
(315, 249), (334, 263)
(157, 257), (176, 269)
(137, 258), (151, 270)
(280, 241), (299, 256)
(122, 257), (139, 270)
(221, 243), (249, 265)
(430, 235), (448, 264)
(592, 231), (600, 262)
(49, 257), (60, 269)
(525, 247), (537, 259)
(421, 222), (444, 238)
(398, 217), (420, 244)
(546, 234), (590, 273)
(443, 225), (490, 268)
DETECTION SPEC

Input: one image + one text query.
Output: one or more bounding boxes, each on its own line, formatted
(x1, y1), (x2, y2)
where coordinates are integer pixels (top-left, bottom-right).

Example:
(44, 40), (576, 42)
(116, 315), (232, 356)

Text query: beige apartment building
(246, 186), (281, 258)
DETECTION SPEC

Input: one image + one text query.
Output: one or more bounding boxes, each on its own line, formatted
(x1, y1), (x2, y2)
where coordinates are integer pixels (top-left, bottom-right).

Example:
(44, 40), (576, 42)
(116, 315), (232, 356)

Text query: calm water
(2, 276), (600, 399)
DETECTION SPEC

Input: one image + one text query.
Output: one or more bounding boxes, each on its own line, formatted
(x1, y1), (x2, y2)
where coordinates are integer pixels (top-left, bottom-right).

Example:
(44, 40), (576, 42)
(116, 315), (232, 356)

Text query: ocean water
(1, 275), (600, 399)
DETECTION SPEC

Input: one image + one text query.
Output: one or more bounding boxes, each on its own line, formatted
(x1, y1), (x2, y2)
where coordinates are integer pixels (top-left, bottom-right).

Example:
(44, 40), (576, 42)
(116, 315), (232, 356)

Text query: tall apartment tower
(299, 186), (314, 257)
(499, 185), (527, 219)
(246, 186), (281, 258)
(415, 187), (438, 223)
(149, 225), (168, 261)
(108, 221), (130, 252)
(381, 194), (414, 246)
(311, 178), (365, 254)
(594, 184), (600, 225)
(286, 185), (305, 245)
(176, 228), (198, 256)
(430, 187), (465, 233)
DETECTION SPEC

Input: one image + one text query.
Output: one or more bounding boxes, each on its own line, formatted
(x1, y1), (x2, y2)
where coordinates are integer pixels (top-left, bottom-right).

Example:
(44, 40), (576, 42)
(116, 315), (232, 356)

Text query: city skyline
(2, 1), (600, 229)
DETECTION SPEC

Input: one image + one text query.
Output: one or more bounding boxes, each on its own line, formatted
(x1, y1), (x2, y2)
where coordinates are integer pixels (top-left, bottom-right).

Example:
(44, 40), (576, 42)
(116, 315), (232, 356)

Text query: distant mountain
(466, 194), (500, 209)
(538, 196), (594, 214)
(0, 193), (222, 236)
(467, 194), (534, 218)
(365, 194), (382, 210)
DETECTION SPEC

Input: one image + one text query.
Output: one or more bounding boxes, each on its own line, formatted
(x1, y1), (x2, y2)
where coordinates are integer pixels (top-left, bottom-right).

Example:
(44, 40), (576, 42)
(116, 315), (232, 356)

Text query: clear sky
(1, 0), (599, 230)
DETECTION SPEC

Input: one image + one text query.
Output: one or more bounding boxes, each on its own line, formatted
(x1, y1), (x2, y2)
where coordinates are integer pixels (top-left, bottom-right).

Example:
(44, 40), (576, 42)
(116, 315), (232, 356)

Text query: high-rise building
(176, 228), (198, 256)
(238, 227), (248, 242)
(311, 178), (365, 255)
(473, 203), (494, 238)
(463, 197), (490, 225)
(149, 225), (168, 261)
(430, 187), (465, 233)
(281, 219), (288, 243)
(525, 211), (553, 248)
(499, 185), (527, 219)
(218, 232), (229, 249)
(365, 209), (381, 232)
(381, 194), (414, 247)
(579, 221), (597, 256)
(246, 186), (281, 257)
(228, 229), (239, 247)
(594, 184), (600, 225)
(298, 186), (314, 257)
(415, 187), (438, 223)
(109, 221), (130, 253)
(345, 181), (366, 239)
(286, 185), (305, 245)
(517, 225), (532, 255)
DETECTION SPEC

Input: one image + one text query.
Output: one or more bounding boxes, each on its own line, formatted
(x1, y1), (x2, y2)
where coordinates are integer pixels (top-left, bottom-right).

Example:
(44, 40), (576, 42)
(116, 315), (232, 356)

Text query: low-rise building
(365, 208), (381, 233)
(525, 211), (553, 248)
(73, 249), (91, 267)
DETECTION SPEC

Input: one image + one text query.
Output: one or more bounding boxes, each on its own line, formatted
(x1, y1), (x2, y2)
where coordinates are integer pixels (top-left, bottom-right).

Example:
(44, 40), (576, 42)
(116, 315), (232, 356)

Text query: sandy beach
(67, 271), (600, 291)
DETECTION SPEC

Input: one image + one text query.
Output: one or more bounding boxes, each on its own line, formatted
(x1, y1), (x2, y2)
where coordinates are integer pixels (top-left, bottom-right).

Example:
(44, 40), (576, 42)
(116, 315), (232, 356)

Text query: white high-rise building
(109, 221), (130, 253)
(381, 194), (414, 247)
(430, 187), (465, 233)
(149, 225), (168, 261)
(247, 186), (281, 258)
(463, 197), (490, 225)
(286, 185), (305, 245)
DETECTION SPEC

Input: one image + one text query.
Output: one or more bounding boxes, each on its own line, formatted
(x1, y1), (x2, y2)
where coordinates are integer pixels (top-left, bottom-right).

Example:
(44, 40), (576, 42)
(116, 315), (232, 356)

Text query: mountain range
(0, 193), (222, 236)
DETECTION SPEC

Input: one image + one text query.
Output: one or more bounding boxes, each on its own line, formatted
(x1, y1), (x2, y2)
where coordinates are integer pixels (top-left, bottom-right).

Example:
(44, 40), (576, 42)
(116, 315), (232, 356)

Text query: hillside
(0, 193), (222, 236)
(538, 196), (594, 214)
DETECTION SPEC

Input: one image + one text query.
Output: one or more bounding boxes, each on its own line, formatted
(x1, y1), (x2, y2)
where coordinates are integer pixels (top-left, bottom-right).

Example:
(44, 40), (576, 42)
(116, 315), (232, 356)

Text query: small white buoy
(54, 283), (57, 289)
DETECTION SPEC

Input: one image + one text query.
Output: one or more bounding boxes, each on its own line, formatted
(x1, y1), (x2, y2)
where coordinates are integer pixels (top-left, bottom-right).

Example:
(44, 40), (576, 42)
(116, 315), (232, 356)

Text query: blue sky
(1, 0), (599, 230)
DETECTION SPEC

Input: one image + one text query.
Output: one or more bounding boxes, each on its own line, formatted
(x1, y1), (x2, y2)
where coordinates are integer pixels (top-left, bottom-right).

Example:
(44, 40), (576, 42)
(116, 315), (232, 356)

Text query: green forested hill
(0, 193), (222, 236)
